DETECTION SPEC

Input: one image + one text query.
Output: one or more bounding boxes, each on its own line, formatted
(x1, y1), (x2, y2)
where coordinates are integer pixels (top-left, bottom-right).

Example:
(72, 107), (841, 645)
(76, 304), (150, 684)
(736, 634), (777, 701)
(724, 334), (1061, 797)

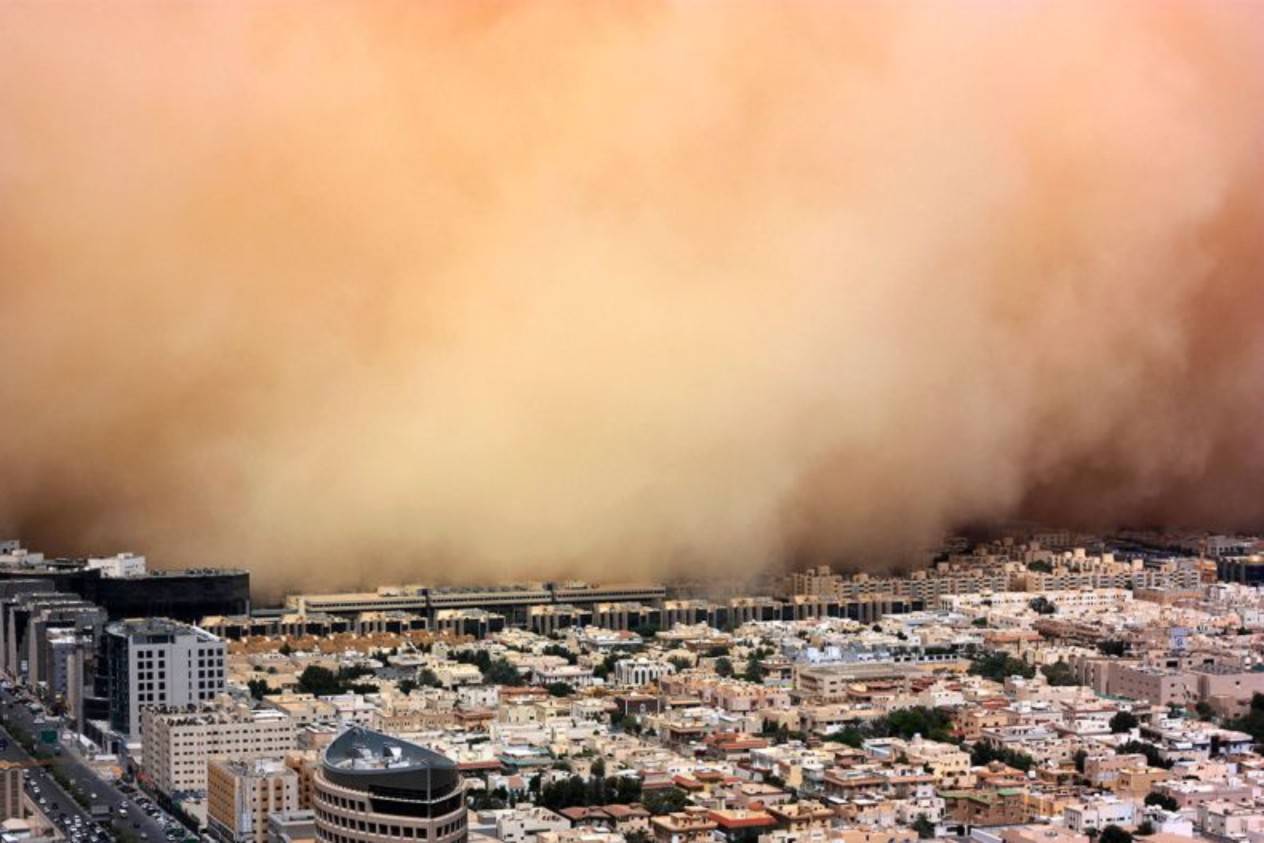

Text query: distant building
(1217, 556), (1264, 586)
(0, 558), (249, 622)
(614, 658), (674, 687)
(651, 809), (717, 843)
(85, 553), (147, 579)
(495, 806), (570, 843)
(1063, 798), (1135, 833)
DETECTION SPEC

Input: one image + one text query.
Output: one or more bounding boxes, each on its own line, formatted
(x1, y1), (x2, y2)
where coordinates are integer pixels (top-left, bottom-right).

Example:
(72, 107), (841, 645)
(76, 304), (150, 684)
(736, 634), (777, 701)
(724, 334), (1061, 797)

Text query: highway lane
(0, 687), (193, 843)
(0, 718), (105, 842)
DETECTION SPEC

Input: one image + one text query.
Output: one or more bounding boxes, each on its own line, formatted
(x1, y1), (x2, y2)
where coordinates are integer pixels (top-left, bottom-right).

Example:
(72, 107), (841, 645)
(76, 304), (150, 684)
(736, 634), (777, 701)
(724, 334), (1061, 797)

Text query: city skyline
(4, 3), (1264, 593)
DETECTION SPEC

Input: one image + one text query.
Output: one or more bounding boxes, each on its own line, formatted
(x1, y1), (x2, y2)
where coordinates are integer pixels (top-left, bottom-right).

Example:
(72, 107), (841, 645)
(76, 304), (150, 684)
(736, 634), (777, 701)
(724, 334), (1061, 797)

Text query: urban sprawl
(1, 531), (1264, 843)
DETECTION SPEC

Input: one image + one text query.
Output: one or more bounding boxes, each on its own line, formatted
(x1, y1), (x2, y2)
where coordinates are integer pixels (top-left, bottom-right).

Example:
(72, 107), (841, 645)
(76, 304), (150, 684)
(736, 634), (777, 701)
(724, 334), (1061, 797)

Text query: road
(0, 687), (193, 843)
(0, 726), (101, 841)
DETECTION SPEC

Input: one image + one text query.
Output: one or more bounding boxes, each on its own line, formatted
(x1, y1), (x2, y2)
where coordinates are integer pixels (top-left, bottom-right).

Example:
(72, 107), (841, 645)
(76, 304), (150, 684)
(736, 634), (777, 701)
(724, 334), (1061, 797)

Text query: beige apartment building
(1108, 665), (1198, 707)
(142, 704), (298, 795)
(208, 758), (301, 843)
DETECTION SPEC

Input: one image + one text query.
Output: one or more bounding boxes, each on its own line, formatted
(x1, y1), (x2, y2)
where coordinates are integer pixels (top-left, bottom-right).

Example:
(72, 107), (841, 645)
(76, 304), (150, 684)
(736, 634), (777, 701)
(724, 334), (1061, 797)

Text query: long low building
(249, 586), (928, 639)
(284, 581), (668, 626)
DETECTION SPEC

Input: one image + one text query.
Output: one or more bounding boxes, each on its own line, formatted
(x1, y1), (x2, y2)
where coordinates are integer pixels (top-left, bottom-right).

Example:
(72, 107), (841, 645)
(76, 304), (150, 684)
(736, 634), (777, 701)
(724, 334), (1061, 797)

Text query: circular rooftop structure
(322, 726), (461, 801)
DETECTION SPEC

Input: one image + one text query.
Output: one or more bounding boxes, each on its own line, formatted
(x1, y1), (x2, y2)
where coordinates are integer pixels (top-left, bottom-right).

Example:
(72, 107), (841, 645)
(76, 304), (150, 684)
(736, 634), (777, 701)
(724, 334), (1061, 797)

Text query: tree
(1028, 596), (1056, 615)
(298, 666), (342, 696)
(1225, 692), (1264, 745)
(539, 775), (589, 810)
(668, 656), (693, 672)
(1118, 741), (1173, 769)
(1144, 792), (1179, 812)
(419, 668), (442, 688)
(971, 742), (1035, 772)
(882, 707), (955, 743)
(632, 623), (660, 640)
(1135, 821), (1155, 837)
(826, 726), (866, 748)
(970, 651), (1035, 681)
(1110, 711), (1139, 734)
(470, 790), (506, 811)
(484, 658), (524, 687)
(972, 618), (989, 628)
(1098, 640), (1129, 657)
(1195, 701), (1216, 721)
(247, 678), (270, 700)
(398, 678), (418, 695)
(1026, 560), (1053, 573)
(1073, 749), (1088, 774)
(742, 656), (767, 684)
(543, 644), (579, 665)
(593, 653), (622, 681)
(278, 642), (294, 656)
(1041, 661), (1079, 686)
(546, 681), (575, 697)
(1098, 825), (1132, 843)
(643, 787), (689, 816)
(911, 814), (936, 839)
(613, 776), (642, 804)
(714, 657), (734, 678)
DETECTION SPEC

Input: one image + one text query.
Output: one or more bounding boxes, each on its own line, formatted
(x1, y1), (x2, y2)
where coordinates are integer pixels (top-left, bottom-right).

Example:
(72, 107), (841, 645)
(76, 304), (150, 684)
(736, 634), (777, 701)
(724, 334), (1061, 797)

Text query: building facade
(105, 618), (227, 737)
(142, 705), (297, 796)
(313, 727), (466, 843)
(208, 758), (301, 843)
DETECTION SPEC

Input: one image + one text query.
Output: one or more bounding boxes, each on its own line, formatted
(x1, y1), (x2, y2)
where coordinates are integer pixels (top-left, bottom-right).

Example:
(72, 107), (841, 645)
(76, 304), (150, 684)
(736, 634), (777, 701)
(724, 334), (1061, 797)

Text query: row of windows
(315, 805), (465, 839)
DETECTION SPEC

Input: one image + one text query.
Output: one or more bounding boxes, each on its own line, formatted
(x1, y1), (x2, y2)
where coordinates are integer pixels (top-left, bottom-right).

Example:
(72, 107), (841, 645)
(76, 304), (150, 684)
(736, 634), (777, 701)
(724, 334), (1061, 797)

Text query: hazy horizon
(3, 2), (1263, 598)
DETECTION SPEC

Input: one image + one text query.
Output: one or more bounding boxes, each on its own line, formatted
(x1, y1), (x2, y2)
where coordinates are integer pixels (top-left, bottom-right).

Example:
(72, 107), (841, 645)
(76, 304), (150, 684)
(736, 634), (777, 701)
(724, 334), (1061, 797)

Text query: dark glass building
(0, 562), (249, 621)
(314, 728), (466, 843)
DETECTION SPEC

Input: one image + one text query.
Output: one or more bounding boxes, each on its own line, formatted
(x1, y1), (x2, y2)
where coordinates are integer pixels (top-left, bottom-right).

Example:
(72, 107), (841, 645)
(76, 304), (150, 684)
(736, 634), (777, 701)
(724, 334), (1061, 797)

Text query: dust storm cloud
(2, 2), (1263, 597)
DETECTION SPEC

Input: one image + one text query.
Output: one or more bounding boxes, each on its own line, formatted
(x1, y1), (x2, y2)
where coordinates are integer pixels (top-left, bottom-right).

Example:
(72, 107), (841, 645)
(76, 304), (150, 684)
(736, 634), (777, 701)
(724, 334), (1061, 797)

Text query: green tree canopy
(643, 787), (690, 815)
(1099, 825), (1132, 843)
(1110, 711), (1139, 733)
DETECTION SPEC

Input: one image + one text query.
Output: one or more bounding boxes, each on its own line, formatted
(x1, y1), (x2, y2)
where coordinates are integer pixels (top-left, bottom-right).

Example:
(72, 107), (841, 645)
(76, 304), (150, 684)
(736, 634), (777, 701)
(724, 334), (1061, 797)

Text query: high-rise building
(208, 758), (301, 843)
(104, 618), (226, 738)
(313, 727), (466, 843)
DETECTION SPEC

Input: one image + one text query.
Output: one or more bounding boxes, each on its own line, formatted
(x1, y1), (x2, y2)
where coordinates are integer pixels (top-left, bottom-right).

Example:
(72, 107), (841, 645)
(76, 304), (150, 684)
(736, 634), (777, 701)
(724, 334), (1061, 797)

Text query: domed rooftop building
(314, 727), (466, 843)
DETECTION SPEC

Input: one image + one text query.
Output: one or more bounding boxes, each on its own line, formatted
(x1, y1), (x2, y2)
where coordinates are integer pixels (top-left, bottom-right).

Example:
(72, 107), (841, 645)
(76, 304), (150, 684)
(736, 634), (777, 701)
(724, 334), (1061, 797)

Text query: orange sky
(2, 2), (1263, 595)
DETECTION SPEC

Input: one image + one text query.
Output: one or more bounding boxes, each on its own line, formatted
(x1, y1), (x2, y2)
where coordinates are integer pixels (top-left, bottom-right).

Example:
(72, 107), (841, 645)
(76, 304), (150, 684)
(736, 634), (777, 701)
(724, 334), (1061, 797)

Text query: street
(0, 686), (194, 843)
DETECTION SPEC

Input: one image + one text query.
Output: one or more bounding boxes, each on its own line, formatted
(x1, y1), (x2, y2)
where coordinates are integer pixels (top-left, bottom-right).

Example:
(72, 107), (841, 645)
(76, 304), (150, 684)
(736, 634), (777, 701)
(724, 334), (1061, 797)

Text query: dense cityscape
(0, 531), (1263, 843)
(6, 3), (1264, 843)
